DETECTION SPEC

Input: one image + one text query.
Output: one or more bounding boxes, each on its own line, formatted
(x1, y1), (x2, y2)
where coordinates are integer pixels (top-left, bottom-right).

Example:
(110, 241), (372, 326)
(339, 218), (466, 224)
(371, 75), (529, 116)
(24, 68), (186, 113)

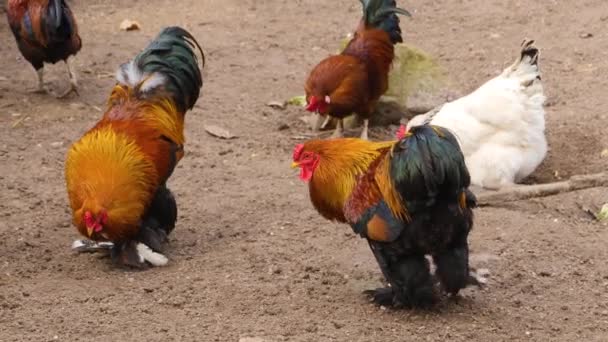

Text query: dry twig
(475, 172), (608, 206)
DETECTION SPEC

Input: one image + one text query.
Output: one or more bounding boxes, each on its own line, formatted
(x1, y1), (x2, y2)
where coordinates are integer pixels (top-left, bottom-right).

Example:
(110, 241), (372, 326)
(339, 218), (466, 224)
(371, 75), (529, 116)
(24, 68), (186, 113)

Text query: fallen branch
(475, 172), (608, 206)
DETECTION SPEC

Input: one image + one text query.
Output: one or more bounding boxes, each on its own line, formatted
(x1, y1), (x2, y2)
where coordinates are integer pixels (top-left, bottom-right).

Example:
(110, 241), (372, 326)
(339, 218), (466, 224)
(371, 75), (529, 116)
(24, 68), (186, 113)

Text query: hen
(406, 40), (546, 189)
(292, 125), (479, 308)
(65, 27), (204, 268)
(304, 0), (410, 139)
(6, 0), (81, 97)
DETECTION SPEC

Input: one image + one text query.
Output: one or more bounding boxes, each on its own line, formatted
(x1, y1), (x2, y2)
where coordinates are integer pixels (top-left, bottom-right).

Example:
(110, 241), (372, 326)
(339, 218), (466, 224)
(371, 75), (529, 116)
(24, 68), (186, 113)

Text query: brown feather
(7, 0), (81, 69)
(304, 23), (395, 120)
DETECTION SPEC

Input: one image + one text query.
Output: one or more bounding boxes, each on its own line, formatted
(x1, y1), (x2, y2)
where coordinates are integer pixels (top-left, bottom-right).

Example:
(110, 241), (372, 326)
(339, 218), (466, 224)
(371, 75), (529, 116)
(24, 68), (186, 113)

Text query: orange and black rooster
(6, 0), (81, 97)
(65, 27), (204, 268)
(304, 0), (410, 139)
(292, 125), (480, 307)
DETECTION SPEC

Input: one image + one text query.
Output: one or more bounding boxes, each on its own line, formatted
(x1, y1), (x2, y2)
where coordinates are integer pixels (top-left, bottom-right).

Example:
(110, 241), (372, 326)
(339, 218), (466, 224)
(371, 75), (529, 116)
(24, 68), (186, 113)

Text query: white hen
(406, 40), (547, 190)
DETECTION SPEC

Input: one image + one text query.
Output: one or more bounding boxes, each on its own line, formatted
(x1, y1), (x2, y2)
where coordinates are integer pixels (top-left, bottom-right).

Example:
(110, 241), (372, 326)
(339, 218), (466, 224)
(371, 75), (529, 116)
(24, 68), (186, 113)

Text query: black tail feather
(360, 0), (411, 44)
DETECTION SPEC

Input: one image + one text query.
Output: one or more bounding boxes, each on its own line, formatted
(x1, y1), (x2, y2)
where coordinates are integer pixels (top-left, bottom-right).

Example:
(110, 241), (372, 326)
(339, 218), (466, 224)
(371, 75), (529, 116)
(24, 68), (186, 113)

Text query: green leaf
(597, 204), (608, 221)
(286, 95), (307, 107)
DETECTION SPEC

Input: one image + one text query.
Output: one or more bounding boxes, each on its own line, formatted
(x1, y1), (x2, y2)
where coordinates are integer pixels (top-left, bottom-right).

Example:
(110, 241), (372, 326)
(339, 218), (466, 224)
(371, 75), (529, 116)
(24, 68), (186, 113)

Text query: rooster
(406, 40), (546, 190)
(65, 27), (204, 268)
(304, 0), (410, 140)
(292, 125), (479, 308)
(6, 0), (81, 97)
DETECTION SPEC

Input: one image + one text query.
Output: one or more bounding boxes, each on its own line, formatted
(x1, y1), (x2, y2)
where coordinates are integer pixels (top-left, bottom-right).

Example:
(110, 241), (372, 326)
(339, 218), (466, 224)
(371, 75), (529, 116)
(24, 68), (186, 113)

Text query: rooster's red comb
(396, 125), (407, 140)
(293, 144), (304, 160)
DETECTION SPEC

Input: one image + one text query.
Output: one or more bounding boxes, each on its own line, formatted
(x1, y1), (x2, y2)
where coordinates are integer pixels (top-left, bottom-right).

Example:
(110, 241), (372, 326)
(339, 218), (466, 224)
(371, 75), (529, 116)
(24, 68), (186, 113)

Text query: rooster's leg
(387, 254), (437, 308)
(360, 119), (369, 140)
(319, 115), (332, 130)
(330, 119), (344, 138)
(29, 69), (48, 94)
(56, 59), (79, 99)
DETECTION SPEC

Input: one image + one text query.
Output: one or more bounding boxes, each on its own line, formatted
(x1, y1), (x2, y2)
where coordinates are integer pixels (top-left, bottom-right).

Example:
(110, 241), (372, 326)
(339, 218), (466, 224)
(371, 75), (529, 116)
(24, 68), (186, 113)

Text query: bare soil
(1, 1), (608, 341)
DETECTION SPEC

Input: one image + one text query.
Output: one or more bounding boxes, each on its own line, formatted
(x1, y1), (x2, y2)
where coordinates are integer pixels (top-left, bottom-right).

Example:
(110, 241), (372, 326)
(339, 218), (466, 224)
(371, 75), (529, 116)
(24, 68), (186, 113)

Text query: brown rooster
(6, 0), (81, 97)
(304, 0), (410, 139)
(65, 27), (204, 268)
(292, 125), (480, 308)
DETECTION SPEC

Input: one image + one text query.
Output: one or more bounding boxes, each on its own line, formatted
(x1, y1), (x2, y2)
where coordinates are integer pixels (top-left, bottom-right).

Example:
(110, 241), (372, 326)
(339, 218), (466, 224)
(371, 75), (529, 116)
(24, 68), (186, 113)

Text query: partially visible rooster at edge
(65, 27), (204, 268)
(292, 126), (482, 308)
(406, 40), (547, 190)
(304, 0), (411, 140)
(6, 0), (81, 97)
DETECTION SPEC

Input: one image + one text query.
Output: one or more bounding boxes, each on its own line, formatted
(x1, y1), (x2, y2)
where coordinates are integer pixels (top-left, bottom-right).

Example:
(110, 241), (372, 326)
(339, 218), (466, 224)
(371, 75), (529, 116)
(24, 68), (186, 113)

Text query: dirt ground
(1, 0), (608, 341)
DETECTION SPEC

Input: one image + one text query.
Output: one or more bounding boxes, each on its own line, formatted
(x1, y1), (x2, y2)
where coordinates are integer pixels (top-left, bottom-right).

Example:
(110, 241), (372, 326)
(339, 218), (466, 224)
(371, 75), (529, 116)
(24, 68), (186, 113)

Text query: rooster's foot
(363, 287), (395, 306)
(56, 82), (79, 99)
(71, 239), (114, 253)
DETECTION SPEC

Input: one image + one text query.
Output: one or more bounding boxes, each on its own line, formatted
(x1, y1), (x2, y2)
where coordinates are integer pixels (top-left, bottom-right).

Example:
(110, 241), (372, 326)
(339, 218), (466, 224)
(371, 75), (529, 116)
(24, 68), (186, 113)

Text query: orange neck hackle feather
(66, 126), (157, 241)
(107, 84), (185, 146)
(302, 138), (395, 222)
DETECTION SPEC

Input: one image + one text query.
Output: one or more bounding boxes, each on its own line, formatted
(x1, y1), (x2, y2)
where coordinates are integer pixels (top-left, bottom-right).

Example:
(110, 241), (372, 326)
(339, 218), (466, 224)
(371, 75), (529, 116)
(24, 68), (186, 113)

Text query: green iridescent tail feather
(116, 26), (205, 113)
(390, 125), (471, 213)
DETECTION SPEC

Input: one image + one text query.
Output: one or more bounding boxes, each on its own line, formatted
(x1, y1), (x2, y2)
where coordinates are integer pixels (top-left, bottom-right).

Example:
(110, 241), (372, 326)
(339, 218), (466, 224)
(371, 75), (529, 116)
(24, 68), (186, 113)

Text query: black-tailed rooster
(292, 125), (481, 307)
(6, 0), (81, 97)
(304, 0), (410, 139)
(65, 26), (204, 268)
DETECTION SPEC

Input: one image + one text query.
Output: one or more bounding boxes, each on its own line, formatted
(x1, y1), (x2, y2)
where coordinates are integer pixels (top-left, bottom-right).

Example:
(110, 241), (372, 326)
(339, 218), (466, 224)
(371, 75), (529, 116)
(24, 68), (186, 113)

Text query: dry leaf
(204, 125), (236, 139)
(120, 19), (141, 31)
(266, 101), (285, 109)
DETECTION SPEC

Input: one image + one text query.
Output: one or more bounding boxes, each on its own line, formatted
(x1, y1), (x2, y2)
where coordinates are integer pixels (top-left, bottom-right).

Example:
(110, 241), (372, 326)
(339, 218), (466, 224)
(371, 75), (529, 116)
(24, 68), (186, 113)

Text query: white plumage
(116, 61), (166, 94)
(407, 40), (547, 189)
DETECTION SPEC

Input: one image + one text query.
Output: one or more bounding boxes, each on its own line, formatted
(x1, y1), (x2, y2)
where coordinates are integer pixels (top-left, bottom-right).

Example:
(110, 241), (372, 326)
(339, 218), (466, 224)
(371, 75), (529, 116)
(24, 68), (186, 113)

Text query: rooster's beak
(86, 226), (94, 237)
(291, 162), (300, 169)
